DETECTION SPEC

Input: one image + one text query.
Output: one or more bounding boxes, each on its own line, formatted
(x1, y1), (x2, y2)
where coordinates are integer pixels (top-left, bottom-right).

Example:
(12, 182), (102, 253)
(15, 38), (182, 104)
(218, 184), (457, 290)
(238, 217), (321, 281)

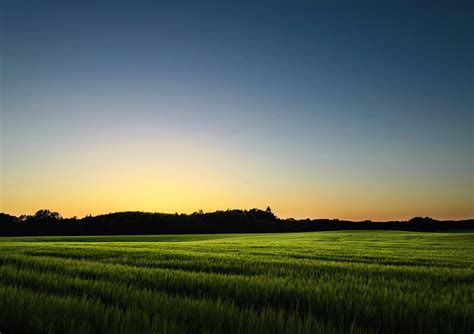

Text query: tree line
(0, 208), (472, 236)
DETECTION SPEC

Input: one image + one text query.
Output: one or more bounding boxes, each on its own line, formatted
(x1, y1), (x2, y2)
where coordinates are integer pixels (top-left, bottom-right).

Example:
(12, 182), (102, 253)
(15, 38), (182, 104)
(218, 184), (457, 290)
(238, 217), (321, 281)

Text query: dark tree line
(0, 209), (472, 236)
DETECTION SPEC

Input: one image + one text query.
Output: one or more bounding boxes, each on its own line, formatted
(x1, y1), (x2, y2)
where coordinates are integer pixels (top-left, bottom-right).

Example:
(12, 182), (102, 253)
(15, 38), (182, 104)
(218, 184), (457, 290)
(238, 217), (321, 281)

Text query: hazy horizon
(1, 1), (473, 221)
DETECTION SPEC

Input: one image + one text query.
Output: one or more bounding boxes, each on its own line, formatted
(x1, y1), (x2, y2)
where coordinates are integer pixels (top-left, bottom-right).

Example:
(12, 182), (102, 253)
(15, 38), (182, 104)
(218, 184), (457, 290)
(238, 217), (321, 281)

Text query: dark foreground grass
(0, 231), (472, 333)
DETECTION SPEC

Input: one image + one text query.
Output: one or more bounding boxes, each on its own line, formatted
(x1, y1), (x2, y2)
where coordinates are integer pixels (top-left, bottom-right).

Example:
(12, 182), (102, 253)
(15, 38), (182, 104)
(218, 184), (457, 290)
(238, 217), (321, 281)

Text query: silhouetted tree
(0, 213), (17, 224)
(33, 210), (62, 223)
(409, 217), (435, 224)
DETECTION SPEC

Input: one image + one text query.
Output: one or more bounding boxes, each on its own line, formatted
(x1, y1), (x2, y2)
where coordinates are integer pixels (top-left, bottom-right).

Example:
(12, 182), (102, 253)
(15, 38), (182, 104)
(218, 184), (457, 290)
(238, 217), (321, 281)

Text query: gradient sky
(1, 1), (473, 220)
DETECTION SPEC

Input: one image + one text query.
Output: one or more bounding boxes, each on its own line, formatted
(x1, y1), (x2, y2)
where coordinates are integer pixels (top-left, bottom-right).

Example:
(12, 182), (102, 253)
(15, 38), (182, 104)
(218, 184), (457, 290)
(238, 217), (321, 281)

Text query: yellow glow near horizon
(2, 137), (472, 221)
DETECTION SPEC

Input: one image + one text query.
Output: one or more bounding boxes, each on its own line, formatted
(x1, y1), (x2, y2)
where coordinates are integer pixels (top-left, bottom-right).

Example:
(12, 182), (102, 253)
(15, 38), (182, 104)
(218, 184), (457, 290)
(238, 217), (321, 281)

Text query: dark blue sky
(1, 1), (473, 219)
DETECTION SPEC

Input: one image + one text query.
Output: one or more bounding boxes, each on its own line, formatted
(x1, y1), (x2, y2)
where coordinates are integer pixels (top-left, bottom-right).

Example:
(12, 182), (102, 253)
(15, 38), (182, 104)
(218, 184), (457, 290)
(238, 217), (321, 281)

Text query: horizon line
(1, 208), (472, 223)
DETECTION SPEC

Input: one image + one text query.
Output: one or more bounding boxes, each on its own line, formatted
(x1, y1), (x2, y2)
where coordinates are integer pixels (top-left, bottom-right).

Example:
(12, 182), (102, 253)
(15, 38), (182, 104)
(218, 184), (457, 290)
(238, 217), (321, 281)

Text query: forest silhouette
(0, 209), (472, 236)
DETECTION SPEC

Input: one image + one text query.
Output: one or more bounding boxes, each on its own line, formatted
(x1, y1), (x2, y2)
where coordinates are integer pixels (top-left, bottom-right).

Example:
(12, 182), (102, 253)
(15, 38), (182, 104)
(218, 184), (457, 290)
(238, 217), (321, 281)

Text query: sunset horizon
(1, 1), (473, 222)
(2, 206), (473, 223)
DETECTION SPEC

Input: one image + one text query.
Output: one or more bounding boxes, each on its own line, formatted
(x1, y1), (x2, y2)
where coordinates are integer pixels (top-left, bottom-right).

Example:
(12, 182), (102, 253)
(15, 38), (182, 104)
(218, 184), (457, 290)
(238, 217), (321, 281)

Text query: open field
(0, 231), (473, 333)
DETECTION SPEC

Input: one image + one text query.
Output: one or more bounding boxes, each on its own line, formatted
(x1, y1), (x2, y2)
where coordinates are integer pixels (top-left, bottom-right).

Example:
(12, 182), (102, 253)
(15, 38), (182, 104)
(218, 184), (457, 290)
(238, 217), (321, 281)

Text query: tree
(409, 217), (434, 224)
(33, 210), (62, 222)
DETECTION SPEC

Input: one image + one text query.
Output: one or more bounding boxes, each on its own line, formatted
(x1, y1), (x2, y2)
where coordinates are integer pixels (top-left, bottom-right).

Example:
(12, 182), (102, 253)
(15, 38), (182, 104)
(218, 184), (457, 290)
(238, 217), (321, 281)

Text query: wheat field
(0, 231), (473, 333)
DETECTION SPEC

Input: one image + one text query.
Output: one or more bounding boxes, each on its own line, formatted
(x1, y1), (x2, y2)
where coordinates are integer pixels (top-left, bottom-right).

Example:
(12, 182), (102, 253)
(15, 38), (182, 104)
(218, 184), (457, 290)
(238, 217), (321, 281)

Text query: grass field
(0, 231), (473, 333)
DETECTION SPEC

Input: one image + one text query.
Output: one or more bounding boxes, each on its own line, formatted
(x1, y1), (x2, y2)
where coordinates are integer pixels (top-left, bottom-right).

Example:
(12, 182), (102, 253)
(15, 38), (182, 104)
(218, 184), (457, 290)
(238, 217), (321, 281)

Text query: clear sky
(1, 1), (473, 220)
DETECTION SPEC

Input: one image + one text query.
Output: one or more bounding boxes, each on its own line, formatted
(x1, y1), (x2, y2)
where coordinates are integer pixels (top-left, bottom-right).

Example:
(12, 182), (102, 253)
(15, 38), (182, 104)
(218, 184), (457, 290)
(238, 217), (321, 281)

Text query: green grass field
(0, 231), (473, 333)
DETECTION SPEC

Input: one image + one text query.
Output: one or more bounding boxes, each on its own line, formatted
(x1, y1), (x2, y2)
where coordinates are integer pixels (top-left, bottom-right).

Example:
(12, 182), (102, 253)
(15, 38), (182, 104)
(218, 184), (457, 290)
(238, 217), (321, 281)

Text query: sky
(0, 0), (473, 221)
